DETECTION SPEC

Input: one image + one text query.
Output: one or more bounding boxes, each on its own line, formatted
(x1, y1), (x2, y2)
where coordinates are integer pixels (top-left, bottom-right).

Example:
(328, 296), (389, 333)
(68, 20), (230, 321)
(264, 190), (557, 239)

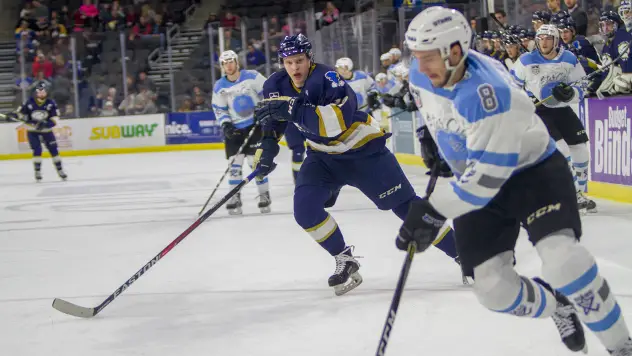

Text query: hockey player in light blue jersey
(511, 24), (596, 213)
(334, 57), (376, 112)
(398, 7), (631, 355)
(211, 50), (271, 214)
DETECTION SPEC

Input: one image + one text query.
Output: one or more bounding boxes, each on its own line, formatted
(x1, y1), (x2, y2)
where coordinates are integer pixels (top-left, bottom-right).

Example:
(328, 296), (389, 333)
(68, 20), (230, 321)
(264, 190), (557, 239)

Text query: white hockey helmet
(393, 63), (409, 79)
(380, 53), (392, 62)
(620, 0), (632, 26)
(405, 7), (472, 83)
(375, 72), (388, 82)
(219, 50), (239, 64)
(388, 48), (402, 58)
(535, 24), (560, 54)
(335, 57), (354, 71)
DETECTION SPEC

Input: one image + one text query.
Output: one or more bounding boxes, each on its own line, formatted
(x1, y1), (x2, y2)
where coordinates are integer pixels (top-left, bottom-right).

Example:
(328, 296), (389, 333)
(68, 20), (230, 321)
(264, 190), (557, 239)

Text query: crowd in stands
(14, 0), (193, 118)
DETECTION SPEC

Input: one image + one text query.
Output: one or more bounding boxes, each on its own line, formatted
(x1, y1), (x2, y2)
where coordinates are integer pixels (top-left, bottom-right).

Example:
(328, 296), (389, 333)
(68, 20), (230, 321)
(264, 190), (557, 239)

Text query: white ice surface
(1, 149), (632, 356)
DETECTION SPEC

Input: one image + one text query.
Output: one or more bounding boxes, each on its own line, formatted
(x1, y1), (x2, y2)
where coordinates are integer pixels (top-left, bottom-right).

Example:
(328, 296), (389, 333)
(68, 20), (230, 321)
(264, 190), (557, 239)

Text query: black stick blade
(52, 298), (97, 318)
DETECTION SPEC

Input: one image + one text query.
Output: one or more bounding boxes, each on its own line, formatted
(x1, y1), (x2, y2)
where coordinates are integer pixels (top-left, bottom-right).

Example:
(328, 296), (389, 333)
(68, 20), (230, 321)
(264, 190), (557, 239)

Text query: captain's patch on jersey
(325, 71), (345, 88)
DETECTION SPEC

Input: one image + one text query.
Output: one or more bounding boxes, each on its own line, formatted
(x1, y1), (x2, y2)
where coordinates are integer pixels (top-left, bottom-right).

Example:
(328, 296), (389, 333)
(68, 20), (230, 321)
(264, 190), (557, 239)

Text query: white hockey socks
(538, 233), (631, 351)
(569, 143), (590, 193)
(229, 154), (246, 189)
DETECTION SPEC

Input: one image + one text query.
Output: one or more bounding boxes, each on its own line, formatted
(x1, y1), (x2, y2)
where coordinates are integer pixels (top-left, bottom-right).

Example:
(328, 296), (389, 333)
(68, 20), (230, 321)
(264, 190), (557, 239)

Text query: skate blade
(259, 206), (271, 214)
(228, 208), (243, 215)
(333, 272), (363, 296)
(581, 345), (588, 354)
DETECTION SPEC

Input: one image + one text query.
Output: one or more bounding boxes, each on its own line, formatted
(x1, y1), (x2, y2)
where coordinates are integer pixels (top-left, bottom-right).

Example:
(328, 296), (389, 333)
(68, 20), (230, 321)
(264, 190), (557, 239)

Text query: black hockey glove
(552, 83), (575, 103)
(396, 199), (446, 253)
(253, 136), (279, 179)
(254, 97), (295, 126)
(34, 120), (48, 131)
(381, 94), (397, 108)
(367, 91), (381, 111)
(222, 122), (240, 139)
(417, 126), (453, 178)
(405, 99), (418, 112)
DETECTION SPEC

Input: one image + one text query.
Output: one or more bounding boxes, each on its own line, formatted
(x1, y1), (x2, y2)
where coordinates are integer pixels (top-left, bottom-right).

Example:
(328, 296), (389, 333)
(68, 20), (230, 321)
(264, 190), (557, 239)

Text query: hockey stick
(375, 165), (439, 356)
(52, 169), (261, 318)
(197, 124), (259, 216)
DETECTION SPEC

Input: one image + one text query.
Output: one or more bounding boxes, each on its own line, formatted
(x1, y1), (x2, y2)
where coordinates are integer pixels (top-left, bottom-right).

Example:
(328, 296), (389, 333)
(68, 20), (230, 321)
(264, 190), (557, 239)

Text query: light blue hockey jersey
(211, 70), (266, 129)
(408, 50), (556, 218)
(345, 70), (376, 112)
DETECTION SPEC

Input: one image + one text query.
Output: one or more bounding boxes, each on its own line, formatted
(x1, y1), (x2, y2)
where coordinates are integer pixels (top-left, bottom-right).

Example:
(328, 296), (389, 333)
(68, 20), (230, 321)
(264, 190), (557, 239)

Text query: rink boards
(1, 98), (632, 203)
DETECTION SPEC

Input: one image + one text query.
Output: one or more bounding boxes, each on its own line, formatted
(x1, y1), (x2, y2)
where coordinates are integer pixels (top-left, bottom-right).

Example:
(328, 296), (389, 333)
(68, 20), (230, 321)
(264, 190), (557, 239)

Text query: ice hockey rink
(1, 148), (631, 356)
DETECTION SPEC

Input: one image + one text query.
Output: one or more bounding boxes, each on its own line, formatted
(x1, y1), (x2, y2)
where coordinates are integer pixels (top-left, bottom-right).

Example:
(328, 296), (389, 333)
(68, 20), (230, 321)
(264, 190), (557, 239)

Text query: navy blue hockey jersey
(601, 29), (632, 73)
(17, 98), (60, 132)
(262, 63), (386, 156)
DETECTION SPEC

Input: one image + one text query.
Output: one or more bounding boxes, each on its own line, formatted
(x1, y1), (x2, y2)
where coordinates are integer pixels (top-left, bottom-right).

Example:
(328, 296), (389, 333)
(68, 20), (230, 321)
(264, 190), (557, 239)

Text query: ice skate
(551, 290), (587, 353)
(57, 168), (67, 181)
(257, 191), (271, 213)
(34, 170), (42, 182)
(610, 338), (632, 356)
(328, 246), (362, 296)
(455, 256), (472, 285)
(226, 193), (242, 215)
(577, 191), (597, 214)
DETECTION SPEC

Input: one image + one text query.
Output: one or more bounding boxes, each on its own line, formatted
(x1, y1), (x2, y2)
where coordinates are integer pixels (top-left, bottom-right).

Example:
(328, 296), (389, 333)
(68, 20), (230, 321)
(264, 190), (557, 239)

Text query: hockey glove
(396, 199), (446, 253)
(253, 136), (279, 178)
(417, 125), (441, 169)
(381, 94), (396, 108)
(222, 122), (240, 139)
(254, 97), (295, 126)
(34, 120), (48, 131)
(367, 91), (381, 111)
(552, 83), (575, 103)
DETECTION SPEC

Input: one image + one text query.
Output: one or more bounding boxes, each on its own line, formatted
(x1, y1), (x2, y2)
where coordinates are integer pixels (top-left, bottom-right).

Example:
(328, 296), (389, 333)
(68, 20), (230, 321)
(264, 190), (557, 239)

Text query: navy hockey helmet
(599, 10), (624, 37)
(482, 30), (494, 40)
(502, 33), (521, 46)
(556, 17), (576, 31)
(532, 10), (552, 23)
(278, 34), (313, 62)
(553, 10), (571, 23)
(34, 82), (47, 98)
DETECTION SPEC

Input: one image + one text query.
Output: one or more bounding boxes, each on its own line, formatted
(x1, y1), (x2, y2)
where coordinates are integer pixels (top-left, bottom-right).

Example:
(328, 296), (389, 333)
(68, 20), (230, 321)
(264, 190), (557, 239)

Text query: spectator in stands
(223, 29), (241, 52)
(158, 3), (174, 27)
(494, 10), (508, 28)
(60, 6), (71, 29)
(192, 94), (210, 111)
(246, 44), (266, 67)
(152, 14), (167, 35)
(470, 17), (478, 34)
(133, 86), (157, 114)
(34, 70), (51, 88)
(126, 5), (138, 28)
(131, 16), (153, 39)
(49, 18), (68, 40)
(79, 0), (99, 29)
(119, 91), (137, 115)
(547, 0), (562, 14)
(15, 20), (35, 56)
(565, 0), (588, 35)
(19, 2), (33, 25)
(318, 2), (340, 29)
(220, 11), (239, 29)
(205, 13), (219, 31)
(178, 98), (192, 112)
(136, 71), (155, 92)
(268, 16), (283, 39)
(192, 86), (204, 97)
(33, 51), (53, 78)
(53, 54), (68, 77)
(102, 1), (125, 31)
(34, 16), (50, 42)
(100, 100), (119, 116)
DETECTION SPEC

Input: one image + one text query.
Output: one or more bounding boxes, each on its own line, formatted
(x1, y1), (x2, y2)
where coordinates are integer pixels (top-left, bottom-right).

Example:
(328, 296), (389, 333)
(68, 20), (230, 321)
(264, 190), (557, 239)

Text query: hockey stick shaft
(197, 124), (259, 216)
(52, 169), (260, 318)
(375, 166), (439, 356)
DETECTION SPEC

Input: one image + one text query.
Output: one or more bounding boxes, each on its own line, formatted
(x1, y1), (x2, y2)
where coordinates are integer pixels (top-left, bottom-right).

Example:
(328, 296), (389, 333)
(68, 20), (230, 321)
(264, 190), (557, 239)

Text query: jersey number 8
(477, 84), (498, 112)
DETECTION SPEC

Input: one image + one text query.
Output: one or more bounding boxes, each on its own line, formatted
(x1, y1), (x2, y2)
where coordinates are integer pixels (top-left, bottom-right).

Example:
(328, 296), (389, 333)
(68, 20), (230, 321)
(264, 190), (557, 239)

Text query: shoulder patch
(477, 84), (498, 112)
(618, 41), (630, 60)
(325, 71), (345, 88)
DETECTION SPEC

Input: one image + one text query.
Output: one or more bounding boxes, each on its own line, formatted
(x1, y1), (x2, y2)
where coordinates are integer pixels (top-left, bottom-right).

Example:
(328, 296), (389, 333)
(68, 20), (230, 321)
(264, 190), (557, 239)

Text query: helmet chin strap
(439, 54), (467, 88)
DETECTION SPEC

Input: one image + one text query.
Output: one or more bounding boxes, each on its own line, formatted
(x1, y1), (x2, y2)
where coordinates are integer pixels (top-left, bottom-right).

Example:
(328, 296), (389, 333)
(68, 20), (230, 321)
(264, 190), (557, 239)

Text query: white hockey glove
(613, 73), (632, 94)
(598, 65), (623, 95)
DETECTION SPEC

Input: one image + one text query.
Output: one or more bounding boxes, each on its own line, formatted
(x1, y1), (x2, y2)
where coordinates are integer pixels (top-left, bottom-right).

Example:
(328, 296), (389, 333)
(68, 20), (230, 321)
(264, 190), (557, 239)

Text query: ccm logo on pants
(379, 184), (401, 199)
(527, 203), (561, 225)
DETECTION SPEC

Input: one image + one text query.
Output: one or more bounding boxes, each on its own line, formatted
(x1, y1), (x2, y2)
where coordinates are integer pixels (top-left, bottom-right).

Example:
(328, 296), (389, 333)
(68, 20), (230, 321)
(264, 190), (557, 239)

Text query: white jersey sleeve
(211, 70), (265, 129)
(347, 71), (377, 112)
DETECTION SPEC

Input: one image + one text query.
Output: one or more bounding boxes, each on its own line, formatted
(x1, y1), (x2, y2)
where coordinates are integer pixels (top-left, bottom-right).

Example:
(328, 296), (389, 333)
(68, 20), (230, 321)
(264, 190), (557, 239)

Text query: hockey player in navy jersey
(401, 7), (631, 355)
(251, 34), (461, 296)
(598, 11), (632, 95)
(532, 10), (551, 31)
(7, 82), (66, 182)
(211, 50), (271, 214)
(511, 24), (596, 212)
(555, 17), (600, 75)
